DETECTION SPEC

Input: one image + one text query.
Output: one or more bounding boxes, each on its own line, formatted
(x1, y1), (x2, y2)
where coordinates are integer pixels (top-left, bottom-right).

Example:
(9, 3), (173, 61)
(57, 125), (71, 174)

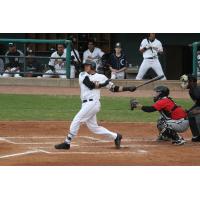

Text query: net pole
(192, 42), (198, 77)
(66, 40), (71, 79)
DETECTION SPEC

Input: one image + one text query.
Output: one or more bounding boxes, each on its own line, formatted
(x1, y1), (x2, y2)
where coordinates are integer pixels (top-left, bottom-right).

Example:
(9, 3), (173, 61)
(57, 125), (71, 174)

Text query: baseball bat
(135, 75), (164, 89)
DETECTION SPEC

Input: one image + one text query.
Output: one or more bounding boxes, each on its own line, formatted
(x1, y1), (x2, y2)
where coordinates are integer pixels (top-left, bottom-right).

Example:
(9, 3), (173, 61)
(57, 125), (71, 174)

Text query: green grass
(0, 94), (193, 122)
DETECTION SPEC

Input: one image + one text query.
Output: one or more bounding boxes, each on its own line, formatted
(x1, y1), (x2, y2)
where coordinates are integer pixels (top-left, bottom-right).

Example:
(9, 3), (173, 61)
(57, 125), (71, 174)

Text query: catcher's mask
(153, 86), (169, 102)
(84, 60), (96, 70)
(180, 74), (197, 89)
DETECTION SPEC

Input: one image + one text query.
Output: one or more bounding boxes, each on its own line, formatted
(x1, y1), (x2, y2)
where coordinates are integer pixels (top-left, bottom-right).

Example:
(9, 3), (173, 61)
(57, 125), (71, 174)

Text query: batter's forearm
(110, 85), (136, 92)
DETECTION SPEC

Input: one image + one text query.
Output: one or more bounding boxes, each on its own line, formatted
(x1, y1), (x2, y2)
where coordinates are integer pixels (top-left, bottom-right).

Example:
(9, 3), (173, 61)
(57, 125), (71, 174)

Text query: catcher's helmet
(84, 60), (96, 70)
(153, 86), (169, 102)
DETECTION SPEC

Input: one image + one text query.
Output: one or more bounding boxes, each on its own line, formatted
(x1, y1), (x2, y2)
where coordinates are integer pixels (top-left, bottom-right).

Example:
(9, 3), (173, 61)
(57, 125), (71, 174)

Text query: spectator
(2, 43), (24, 78)
(108, 42), (128, 79)
(83, 39), (104, 71)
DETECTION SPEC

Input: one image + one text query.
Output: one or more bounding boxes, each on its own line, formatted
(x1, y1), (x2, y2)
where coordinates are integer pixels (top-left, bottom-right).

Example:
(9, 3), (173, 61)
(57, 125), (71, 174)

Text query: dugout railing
(192, 41), (200, 79)
(0, 39), (72, 78)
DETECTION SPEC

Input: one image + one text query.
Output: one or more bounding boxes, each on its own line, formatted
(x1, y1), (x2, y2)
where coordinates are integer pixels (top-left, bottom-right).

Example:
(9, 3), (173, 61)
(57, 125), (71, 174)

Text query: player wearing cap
(43, 44), (80, 79)
(55, 60), (136, 150)
(83, 39), (104, 71)
(2, 43), (24, 78)
(132, 86), (189, 145)
(108, 42), (128, 79)
(136, 33), (166, 80)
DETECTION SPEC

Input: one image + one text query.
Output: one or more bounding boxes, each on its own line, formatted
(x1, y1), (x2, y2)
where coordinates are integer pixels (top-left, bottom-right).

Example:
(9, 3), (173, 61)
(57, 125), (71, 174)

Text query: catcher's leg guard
(188, 112), (200, 138)
(162, 128), (185, 145)
(156, 118), (171, 141)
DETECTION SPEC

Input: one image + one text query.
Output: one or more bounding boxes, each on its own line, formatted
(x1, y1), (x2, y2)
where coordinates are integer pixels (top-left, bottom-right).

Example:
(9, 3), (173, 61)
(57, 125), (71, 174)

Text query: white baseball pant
(136, 58), (166, 80)
(111, 71), (125, 80)
(2, 69), (21, 78)
(43, 65), (76, 79)
(66, 100), (117, 141)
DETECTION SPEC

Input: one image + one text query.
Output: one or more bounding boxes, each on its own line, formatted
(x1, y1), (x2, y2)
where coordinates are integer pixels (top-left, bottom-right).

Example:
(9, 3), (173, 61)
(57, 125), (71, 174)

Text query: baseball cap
(115, 42), (122, 48)
(8, 42), (16, 47)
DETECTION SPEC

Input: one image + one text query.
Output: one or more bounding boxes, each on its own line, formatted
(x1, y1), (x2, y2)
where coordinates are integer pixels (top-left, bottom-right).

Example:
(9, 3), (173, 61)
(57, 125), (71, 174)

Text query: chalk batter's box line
(0, 135), (151, 160)
(0, 148), (149, 160)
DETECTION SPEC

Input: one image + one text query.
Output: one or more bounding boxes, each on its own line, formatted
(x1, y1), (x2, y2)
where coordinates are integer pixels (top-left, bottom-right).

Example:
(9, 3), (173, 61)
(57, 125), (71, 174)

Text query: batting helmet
(153, 86), (169, 102)
(84, 60), (96, 70)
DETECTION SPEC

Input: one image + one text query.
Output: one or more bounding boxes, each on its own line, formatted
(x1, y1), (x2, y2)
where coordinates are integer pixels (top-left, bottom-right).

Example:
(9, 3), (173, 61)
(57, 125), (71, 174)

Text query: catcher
(130, 86), (189, 145)
(180, 74), (200, 142)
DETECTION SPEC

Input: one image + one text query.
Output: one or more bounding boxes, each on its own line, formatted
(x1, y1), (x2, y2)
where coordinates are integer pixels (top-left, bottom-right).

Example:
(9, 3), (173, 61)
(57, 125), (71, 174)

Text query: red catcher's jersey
(153, 97), (187, 120)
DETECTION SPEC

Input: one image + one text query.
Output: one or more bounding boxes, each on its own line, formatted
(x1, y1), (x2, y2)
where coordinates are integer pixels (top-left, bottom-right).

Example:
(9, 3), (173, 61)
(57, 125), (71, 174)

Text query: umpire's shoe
(192, 135), (200, 142)
(55, 142), (70, 150)
(115, 133), (122, 149)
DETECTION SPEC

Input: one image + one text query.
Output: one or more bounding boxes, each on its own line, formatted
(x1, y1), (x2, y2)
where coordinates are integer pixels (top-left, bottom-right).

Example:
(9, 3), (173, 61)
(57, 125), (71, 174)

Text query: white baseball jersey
(64, 48), (80, 62)
(49, 49), (80, 70)
(49, 51), (65, 70)
(79, 72), (112, 101)
(140, 38), (163, 59)
(83, 47), (104, 63)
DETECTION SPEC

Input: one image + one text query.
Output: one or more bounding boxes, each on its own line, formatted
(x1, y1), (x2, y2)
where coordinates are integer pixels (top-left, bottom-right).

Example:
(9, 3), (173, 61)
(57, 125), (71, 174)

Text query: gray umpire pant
(188, 106), (200, 137)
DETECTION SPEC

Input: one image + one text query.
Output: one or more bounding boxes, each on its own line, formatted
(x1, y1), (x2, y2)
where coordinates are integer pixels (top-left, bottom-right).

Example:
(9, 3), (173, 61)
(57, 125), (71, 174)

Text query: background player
(131, 86), (189, 145)
(108, 42), (128, 79)
(180, 74), (200, 142)
(83, 39), (104, 71)
(2, 43), (24, 78)
(136, 33), (166, 80)
(43, 44), (79, 79)
(55, 60), (136, 150)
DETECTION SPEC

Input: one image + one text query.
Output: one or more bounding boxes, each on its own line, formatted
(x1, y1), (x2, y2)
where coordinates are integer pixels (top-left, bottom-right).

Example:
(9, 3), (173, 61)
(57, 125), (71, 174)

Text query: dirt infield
(0, 121), (199, 166)
(0, 85), (190, 98)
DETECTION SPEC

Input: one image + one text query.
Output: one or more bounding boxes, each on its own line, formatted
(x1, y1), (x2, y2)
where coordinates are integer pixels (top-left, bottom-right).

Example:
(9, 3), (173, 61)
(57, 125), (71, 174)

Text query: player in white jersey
(43, 44), (80, 79)
(83, 39), (104, 71)
(55, 60), (136, 150)
(136, 33), (166, 80)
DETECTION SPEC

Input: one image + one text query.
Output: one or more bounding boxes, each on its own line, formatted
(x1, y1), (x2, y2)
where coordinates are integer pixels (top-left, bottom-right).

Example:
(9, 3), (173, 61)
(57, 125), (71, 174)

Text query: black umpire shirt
(108, 53), (128, 70)
(189, 85), (200, 109)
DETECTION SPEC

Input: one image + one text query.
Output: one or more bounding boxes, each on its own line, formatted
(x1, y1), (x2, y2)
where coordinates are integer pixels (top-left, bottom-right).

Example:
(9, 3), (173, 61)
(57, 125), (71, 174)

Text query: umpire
(108, 42), (128, 79)
(181, 74), (200, 142)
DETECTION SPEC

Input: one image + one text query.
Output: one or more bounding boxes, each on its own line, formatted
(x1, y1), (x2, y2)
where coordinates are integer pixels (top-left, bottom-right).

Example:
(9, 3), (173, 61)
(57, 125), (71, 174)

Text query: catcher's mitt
(130, 98), (139, 110)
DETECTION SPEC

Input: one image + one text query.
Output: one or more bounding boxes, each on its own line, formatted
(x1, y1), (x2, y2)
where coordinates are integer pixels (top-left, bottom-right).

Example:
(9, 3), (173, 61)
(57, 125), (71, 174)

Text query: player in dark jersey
(180, 74), (200, 142)
(135, 86), (189, 145)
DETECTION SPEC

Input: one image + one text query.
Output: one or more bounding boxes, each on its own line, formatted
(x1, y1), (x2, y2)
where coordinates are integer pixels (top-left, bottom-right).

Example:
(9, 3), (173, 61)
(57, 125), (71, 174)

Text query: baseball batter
(136, 33), (166, 80)
(55, 60), (136, 150)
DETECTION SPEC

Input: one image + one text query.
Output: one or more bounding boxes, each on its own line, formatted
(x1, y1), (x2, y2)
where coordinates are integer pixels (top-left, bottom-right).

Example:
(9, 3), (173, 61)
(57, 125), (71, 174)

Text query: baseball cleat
(192, 135), (200, 142)
(114, 133), (122, 149)
(55, 142), (70, 150)
(172, 138), (186, 145)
